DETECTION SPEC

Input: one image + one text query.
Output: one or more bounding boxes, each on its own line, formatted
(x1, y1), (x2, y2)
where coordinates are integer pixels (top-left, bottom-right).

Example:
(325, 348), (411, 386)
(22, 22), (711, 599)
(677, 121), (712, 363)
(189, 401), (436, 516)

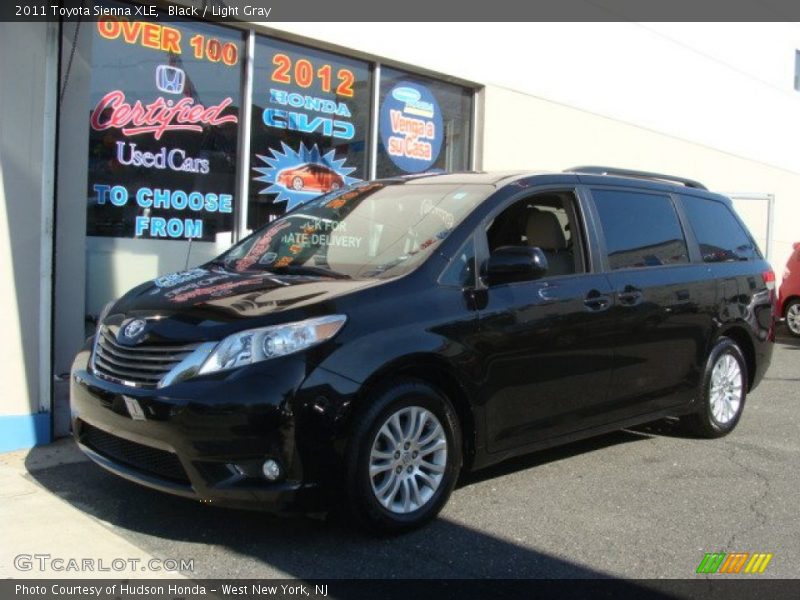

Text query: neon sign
(90, 90), (238, 140)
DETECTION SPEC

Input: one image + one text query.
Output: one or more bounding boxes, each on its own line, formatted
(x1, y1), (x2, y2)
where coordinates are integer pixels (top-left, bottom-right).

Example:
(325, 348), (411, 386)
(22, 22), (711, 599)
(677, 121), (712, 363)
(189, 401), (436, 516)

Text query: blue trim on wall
(0, 413), (51, 452)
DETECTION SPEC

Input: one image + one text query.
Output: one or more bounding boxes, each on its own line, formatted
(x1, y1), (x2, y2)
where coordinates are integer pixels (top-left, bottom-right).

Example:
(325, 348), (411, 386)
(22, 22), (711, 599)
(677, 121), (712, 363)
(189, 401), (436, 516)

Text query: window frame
(473, 185), (594, 289)
(84, 8), (247, 243)
(585, 185), (694, 273)
(375, 65), (475, 179)
(438, 233), (478, 289)
(90, 3), (480, 243)
(675, 192), (762, 264)
(228, 27), (478, 241)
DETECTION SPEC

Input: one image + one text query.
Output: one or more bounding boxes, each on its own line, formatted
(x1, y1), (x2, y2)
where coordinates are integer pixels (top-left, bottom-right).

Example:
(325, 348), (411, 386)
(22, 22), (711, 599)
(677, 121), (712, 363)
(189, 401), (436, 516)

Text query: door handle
(584, 290), (611, 311)
(618, 286), (643, 306)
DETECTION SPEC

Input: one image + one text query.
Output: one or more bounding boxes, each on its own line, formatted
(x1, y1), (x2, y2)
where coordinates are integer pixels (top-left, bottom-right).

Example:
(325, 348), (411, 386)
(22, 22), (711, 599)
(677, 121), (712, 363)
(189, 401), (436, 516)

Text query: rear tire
(681, 337), (748, 438)
(344, 379), (462, 533)
(785, 299), (800, 337)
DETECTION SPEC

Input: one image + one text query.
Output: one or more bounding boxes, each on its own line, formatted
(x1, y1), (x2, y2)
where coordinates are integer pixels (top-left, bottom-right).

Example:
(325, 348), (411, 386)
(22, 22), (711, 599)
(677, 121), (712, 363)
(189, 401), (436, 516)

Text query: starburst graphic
(253, 142), (360, 211)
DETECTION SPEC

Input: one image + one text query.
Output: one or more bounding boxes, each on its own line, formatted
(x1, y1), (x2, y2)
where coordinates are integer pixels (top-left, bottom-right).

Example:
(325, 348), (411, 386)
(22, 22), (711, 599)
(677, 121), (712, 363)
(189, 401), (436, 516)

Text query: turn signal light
(762, 270), (776, 291)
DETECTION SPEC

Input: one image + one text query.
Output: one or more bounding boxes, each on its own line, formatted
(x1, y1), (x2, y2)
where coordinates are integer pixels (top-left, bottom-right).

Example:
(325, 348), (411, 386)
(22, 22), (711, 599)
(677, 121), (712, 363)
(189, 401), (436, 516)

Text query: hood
(106, 265), (381, 338)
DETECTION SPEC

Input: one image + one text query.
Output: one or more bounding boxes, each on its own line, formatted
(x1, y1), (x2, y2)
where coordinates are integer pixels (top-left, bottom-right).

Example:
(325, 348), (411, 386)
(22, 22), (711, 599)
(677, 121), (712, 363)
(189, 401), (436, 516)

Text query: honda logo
(155, 65), (185, 94)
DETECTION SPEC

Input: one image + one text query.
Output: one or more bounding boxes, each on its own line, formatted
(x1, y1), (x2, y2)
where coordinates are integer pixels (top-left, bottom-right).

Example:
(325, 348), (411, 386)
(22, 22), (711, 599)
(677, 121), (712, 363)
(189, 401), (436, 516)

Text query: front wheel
(681, 337), (748, 438)
(785, 299), (800, 337)
(345, 379), (462, 533)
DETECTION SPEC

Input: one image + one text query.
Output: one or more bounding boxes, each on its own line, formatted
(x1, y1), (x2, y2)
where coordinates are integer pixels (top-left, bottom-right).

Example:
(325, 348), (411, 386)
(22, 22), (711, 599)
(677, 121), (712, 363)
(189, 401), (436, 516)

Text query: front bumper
(70, 347), (355, 512)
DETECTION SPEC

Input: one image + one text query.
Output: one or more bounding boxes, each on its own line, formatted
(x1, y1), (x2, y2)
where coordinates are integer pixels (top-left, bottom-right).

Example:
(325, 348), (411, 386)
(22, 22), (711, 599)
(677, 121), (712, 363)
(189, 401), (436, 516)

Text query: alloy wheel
(786, 303), (800, 335)
(709, 353), (743, 425)
(368, 406), (448, 514)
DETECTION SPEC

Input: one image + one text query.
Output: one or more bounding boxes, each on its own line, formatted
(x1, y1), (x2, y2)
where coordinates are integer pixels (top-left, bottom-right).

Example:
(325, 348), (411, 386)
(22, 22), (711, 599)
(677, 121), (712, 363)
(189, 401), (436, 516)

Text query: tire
(681, 337), (748, 438)
(344, 378), (462, 533)
(291, 176), (304, 191)
(785, 299), (800, 337)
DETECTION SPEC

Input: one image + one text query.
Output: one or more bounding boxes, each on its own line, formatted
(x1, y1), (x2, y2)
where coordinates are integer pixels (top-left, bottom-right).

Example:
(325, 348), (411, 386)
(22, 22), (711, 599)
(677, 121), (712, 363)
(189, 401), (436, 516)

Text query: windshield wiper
(207, 258), (229, 267)
(267, 264), (351, 279)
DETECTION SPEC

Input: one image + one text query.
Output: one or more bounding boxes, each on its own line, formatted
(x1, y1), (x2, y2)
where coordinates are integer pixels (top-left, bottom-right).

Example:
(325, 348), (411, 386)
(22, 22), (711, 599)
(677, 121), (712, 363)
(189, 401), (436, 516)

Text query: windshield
(217, 182), (493, 279)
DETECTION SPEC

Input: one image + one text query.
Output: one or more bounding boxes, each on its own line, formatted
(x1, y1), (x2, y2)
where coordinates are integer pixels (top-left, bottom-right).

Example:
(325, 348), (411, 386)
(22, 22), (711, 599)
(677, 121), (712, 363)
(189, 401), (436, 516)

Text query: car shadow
(775, 330), (800, 349)
(459, 429), (652, 486)
(23, 432), (672, 589)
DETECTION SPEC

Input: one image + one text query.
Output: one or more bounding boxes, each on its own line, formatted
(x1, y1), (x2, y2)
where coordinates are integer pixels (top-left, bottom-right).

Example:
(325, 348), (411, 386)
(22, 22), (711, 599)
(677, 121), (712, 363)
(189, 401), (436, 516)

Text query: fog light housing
(262, 459), (282, 481)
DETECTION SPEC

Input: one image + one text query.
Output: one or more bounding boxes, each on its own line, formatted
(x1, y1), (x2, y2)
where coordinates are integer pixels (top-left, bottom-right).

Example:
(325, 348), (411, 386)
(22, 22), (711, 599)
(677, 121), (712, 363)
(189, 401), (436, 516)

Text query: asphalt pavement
(12, 333), (800, 579)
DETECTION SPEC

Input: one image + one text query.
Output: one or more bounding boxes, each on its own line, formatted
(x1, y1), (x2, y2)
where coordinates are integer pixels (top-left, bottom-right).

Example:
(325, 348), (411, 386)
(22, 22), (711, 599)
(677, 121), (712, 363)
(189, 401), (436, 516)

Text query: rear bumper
(70, 348), (326, 512)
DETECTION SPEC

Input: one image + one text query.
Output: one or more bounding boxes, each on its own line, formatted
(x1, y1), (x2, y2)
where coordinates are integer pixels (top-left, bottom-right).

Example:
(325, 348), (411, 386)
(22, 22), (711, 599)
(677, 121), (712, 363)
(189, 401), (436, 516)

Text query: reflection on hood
(113, 265), (379, 321)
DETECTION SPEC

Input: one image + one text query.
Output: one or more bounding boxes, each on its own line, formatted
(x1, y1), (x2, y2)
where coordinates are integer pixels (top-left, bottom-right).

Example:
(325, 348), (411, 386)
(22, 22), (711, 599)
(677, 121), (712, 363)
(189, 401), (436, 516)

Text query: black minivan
(71, 167), (775, 531)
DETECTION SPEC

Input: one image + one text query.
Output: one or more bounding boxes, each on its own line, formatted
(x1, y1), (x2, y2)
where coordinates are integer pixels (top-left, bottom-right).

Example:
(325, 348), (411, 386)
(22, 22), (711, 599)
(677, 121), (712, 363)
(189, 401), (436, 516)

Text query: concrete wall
(0, 22), (56, 450)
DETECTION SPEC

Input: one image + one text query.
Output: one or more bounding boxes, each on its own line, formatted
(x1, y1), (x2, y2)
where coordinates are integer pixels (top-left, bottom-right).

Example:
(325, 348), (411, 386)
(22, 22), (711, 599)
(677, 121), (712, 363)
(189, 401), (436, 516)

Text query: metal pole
(235, 29), (256, 240)
(766, 193), (775, 262)
(470, 88), (480, 171)
(369, 63), (381, 180)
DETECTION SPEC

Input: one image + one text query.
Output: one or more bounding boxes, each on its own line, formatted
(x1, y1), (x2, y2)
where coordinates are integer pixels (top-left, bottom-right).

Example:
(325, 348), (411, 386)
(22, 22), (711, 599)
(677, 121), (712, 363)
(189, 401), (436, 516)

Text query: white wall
(480, 85), (800, 269)
(0, 22), (54, 419)
(269, 22), (800, 174)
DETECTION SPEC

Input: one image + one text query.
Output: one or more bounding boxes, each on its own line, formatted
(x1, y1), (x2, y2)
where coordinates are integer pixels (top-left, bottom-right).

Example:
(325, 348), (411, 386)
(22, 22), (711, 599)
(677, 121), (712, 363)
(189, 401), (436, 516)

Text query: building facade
(1, 13), (799, 451)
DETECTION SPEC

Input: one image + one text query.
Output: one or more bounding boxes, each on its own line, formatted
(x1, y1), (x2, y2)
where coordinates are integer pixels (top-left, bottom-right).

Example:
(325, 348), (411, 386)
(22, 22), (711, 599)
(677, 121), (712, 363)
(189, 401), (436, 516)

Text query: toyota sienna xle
(71, 167), (775, 532)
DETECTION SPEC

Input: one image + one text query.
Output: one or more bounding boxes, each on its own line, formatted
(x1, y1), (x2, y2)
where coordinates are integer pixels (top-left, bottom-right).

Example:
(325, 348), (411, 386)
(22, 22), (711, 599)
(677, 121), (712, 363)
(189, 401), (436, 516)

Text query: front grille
(92, 326), (200, 388)
(81, 422), (190, 484)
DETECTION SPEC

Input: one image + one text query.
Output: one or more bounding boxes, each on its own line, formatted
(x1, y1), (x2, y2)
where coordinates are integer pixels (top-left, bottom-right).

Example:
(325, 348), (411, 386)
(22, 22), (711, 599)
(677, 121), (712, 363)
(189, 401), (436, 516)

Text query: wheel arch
(781, 294), (800, 317)
(717, 325), (756, 391)
(353, 354), (478, 472)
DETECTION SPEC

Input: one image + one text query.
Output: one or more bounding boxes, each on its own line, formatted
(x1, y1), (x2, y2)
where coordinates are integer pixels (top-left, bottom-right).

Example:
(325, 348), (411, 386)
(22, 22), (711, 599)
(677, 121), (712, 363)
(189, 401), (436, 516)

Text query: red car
(277, 163), (344, 193)
(778, 242), (800, 336)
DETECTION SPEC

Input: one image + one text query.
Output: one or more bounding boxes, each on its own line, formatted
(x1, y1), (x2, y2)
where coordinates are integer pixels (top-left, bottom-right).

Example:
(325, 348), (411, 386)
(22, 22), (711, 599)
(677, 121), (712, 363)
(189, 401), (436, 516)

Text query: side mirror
(486, 246), (548, 285)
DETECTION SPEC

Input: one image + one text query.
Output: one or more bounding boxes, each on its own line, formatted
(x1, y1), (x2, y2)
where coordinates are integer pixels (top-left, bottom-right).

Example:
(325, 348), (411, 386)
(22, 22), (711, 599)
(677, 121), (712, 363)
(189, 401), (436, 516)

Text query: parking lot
(17, 333), (800, 579)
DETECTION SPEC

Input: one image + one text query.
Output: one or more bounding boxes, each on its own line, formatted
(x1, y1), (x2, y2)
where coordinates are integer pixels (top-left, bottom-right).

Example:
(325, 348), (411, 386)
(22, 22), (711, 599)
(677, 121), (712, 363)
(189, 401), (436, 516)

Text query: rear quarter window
(680, 195), (758, 262)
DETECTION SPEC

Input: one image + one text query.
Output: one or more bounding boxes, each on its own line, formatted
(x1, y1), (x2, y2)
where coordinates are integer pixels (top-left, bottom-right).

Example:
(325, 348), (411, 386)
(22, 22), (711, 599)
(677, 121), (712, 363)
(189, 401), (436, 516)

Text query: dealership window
(592, 189), (689, 270)
(64, 4), (475, 322)
(86, 8), (244, 241)
(247, 37), (372, 229)
(376, 67), (472, 178)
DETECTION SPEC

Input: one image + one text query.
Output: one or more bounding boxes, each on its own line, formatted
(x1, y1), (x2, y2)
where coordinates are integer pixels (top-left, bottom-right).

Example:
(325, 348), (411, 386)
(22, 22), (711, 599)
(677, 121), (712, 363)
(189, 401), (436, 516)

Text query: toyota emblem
(121, 319), (147, 341)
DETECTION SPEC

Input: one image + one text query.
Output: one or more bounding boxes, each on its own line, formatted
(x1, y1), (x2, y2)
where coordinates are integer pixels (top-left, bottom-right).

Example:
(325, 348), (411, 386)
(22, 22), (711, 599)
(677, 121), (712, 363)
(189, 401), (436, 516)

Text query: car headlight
(197, 315), (347, 375)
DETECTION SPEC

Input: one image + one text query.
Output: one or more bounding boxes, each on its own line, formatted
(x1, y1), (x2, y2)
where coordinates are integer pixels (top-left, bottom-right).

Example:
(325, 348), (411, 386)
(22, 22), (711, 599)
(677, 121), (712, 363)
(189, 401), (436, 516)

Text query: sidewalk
(0, 438), (184, 579)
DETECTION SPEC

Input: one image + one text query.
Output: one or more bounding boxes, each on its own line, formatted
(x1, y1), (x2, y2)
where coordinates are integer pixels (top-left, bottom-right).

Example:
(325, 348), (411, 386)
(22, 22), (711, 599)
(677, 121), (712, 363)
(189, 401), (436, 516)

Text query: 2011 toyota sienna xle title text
(71, 167), (775, 532)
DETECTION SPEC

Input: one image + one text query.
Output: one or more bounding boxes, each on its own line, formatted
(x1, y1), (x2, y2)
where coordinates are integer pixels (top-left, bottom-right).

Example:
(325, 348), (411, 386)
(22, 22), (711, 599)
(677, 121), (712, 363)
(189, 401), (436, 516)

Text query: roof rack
(565, 166), (708, 190)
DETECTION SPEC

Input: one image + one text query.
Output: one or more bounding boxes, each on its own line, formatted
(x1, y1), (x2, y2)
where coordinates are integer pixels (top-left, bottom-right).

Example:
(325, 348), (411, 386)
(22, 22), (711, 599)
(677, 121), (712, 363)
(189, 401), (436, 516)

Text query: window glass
(377, 67), (472, 177)
(86, 7), (243, 241)
(486, 192), (584, 277)
(681, 196), (757, 262)
(220, 183), (492, 279)
(248, 38), (371, 229)
(592, 189), (689, 270)
(440, 236), (476, 287)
